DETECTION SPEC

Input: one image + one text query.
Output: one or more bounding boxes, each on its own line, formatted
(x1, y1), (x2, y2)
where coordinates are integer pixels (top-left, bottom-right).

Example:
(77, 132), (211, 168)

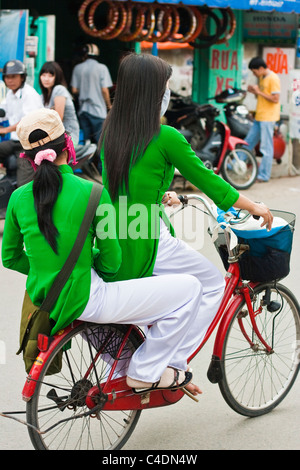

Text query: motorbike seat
(75, 143), (97, 161)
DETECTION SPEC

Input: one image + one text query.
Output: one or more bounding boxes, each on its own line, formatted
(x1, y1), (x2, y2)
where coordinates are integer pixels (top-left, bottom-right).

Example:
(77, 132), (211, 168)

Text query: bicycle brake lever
(178, 195), (188, 205)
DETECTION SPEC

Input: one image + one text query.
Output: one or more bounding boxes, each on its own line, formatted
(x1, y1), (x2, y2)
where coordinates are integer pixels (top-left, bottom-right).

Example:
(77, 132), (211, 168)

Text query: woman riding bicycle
(2, 108), (207, 397)
(98, 52), (273, 378)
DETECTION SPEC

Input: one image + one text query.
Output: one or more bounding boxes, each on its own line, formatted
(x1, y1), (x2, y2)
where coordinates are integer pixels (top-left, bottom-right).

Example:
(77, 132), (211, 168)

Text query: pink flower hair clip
(34, 149), (57, 166)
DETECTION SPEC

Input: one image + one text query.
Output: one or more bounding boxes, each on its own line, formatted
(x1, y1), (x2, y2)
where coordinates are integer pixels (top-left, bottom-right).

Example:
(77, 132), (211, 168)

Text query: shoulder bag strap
(40, 183), (103, 312)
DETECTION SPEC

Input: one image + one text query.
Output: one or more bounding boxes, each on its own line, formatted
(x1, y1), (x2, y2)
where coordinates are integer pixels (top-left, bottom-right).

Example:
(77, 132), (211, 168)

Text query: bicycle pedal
(46, 388), (68, 411)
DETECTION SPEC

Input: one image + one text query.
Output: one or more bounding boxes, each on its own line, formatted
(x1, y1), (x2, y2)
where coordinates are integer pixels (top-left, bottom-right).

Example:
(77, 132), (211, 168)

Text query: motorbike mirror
(0, 108), (6, 118)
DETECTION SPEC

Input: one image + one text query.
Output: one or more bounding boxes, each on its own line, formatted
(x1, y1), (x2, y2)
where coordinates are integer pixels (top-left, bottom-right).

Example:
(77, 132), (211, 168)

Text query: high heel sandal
(127, 367), (192, 394)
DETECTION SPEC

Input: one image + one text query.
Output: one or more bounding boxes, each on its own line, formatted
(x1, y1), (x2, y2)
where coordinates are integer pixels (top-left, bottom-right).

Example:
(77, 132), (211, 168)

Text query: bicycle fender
(228, 135), (248, 151)
(21, 322), (77, 402)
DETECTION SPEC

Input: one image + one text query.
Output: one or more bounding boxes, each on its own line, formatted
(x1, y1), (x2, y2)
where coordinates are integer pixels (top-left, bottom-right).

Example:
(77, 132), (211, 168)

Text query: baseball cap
(16, 108), (65, 150)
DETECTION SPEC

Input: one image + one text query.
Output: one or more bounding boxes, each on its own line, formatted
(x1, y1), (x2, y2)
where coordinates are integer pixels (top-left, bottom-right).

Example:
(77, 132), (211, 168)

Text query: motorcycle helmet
(2, 59), (27, 78)
(81, 44), (99, 57)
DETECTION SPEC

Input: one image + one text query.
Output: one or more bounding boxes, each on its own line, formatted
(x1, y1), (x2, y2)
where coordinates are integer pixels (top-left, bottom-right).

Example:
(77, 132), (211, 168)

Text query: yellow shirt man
(245, 57), (281, 182)
(255, 71), (281, 122)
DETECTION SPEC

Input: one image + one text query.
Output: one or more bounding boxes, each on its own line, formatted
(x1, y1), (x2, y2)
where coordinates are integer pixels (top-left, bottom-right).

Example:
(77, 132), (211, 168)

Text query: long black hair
(39, 61), (68, 105)
(98, 53), (172, 201)
(24, 129), (66, 254)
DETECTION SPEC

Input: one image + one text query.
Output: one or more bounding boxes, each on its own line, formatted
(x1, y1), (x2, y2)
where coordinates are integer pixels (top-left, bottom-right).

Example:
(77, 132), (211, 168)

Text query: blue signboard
(0, 10), (28, 72)
(135, 0), (300, 12)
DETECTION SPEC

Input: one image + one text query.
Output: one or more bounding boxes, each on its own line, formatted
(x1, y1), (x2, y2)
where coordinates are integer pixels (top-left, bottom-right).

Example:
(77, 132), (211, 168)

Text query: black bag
(210, 209), (295, 283)
(17, 183), (103, 375)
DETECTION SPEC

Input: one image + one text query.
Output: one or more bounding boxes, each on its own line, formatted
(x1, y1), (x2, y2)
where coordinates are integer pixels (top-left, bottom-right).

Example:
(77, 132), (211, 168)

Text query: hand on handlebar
(248, 202), (273, 230)
(233, 195), (273, 230)
(162, 191), (182, 207)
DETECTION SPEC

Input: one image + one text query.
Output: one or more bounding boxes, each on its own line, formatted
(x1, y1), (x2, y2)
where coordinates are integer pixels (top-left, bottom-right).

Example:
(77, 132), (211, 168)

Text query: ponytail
(21, 129), (66, 254)
(33, 162), (62, 254)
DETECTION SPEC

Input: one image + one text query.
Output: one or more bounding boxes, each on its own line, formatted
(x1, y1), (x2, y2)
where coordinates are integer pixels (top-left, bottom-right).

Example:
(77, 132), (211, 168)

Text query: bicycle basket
(209, 209), (296, 282)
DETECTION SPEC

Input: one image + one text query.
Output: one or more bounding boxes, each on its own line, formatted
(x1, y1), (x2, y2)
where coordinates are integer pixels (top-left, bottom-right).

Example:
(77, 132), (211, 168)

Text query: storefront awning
(134, 0), (300, 13)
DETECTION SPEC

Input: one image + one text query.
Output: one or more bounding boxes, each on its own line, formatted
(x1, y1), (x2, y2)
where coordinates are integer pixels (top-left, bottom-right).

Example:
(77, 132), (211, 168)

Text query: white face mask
(160, 88), (171, 117)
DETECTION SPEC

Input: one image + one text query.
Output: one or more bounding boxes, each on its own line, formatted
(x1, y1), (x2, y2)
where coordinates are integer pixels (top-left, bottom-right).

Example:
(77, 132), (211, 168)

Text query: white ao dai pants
(79, 220), (225, 383)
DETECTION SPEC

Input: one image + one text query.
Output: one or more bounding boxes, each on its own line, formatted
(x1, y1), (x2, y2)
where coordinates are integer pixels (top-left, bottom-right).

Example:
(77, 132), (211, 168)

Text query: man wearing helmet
(0, 59), (43, 185)
(71, 44), (112, 163)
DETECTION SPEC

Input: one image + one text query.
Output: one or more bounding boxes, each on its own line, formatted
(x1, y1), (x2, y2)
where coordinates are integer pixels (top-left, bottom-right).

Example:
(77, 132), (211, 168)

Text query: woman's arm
(162, 190), (273, 229)
(163, 126), (240, 211)
(0, 122), (18, 135)
(102, 87), (112, 111)
(1, 192), (30, 274)
(53, 95), (66, 121)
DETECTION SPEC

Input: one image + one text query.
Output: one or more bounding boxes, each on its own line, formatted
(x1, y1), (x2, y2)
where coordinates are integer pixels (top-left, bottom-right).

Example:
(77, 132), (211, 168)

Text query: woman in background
(39, 61), (80, 145)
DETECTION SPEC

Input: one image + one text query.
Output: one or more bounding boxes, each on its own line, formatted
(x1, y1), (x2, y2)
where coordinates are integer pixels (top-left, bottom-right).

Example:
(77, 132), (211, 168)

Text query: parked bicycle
(4, 194), (299, 450)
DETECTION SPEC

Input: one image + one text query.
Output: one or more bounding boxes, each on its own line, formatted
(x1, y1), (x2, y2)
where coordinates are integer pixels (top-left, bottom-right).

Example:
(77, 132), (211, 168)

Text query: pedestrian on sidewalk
(245, 57), (281, 182)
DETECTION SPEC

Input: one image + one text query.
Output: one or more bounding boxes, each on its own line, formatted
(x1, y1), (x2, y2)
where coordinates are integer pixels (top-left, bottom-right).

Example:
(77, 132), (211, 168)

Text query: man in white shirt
(0, 60), (43, 185)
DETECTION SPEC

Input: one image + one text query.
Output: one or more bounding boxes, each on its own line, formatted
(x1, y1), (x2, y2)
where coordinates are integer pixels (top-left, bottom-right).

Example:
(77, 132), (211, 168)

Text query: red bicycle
(20, 195), (299, 450)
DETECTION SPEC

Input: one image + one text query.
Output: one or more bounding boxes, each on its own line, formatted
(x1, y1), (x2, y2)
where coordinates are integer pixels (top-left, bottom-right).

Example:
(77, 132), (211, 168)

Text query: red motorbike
(212, 88), (286, 164)
(165, 94), (258, 190)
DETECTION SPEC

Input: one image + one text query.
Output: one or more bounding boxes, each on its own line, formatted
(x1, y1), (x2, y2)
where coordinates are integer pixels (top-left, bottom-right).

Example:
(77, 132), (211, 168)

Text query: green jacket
(1, 165), (122, 334)
(101, 124), (239, 281)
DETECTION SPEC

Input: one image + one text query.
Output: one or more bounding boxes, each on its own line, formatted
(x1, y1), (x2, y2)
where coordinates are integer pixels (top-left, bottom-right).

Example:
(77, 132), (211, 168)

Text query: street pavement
(0, 175), (299, 451)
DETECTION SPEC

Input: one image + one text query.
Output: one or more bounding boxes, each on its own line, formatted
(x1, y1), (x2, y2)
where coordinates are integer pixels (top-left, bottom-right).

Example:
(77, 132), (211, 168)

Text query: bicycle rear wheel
(219, 283), (300, 417)
(26, 323), (143, 450)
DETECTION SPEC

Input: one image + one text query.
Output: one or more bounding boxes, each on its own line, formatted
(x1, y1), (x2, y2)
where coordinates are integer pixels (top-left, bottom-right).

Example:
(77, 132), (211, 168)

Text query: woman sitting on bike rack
(2, 108), (208, 398)
(98, 52), (273, 383)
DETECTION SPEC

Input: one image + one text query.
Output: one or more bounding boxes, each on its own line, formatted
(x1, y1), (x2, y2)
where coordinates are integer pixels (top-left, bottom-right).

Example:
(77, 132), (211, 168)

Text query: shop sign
(243, 11), (297, 43)
(263, 47), (295, 115)
(210, 49), (239, 95)
(289, 69), (300, 139)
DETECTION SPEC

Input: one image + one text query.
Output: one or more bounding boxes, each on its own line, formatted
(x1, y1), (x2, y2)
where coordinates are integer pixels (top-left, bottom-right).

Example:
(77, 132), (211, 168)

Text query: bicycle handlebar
(178, 194), (255, 225)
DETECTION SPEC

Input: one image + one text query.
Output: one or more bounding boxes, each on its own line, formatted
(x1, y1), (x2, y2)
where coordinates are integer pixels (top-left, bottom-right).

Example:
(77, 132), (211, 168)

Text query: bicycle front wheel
(221, 146), (258, 190)
(26, 323), (143, 450)
(219, 283), (300, 417)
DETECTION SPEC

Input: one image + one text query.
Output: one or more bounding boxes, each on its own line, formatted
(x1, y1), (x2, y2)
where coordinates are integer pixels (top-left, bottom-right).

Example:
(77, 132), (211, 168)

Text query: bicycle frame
(21, 321), (185, 409)
(21, 195), (273, 411)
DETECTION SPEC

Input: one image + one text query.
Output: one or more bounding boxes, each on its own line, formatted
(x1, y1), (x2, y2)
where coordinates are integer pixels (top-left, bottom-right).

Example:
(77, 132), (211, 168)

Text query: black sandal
(132, 369), (193, 394)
